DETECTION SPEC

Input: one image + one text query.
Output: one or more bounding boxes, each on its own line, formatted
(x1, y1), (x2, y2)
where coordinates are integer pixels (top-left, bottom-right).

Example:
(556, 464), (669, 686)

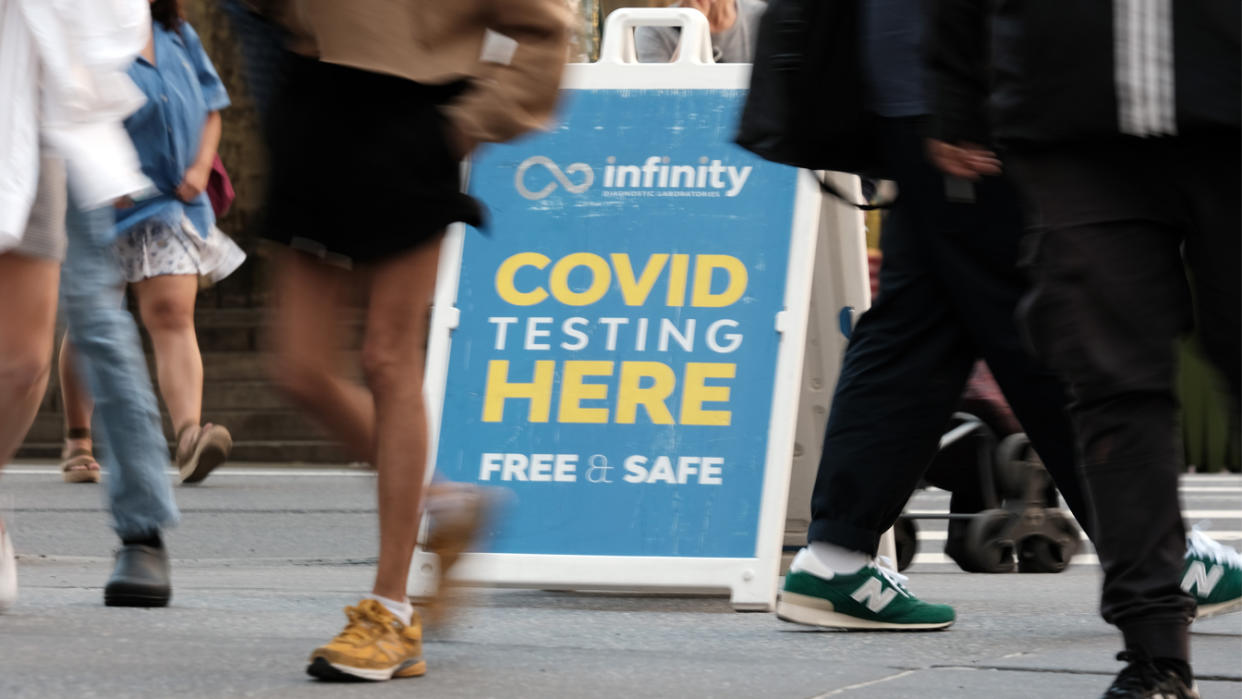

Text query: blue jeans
(61, 200), (179, 540)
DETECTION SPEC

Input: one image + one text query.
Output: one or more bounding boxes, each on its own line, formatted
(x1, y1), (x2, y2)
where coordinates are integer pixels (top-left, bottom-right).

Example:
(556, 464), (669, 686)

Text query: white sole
(1196, 596), (1242, 620)
(0, 528), (17, 612)
(776, 591), (953, 631)
(329, 662), (397, 681)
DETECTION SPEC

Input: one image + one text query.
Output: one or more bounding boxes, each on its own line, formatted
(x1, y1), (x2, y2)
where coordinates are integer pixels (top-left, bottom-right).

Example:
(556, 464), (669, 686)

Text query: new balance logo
(1182, 561), (1223, 597)
(851, 577), (898, 613)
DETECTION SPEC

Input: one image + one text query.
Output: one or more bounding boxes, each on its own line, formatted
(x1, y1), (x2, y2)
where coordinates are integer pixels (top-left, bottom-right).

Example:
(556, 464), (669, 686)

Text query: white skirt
(113, 215), (246, 285)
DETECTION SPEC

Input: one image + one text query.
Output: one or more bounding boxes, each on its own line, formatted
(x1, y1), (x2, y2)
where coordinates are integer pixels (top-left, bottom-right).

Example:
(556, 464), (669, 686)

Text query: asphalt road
(1, 464), (1239, 698)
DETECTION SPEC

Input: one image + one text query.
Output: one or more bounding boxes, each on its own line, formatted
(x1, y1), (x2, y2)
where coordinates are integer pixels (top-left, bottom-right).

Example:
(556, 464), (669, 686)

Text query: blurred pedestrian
(58, 0), (244, 486)
(930, 1), (1241, 696)
(257, 0), (570, 681)
(776, 0), (1092, 633)
(0, 0), (180, 611)
(636, 0), (766, 63)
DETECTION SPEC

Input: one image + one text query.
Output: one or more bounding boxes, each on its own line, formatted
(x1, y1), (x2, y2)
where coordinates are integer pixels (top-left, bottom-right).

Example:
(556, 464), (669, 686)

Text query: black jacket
(929, 0), (1240, 147)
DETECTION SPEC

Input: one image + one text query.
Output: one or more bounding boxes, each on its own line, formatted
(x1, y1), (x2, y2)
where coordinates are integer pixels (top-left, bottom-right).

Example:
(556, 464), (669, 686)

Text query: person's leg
(132, 274), (202, 437)
(362, 238), (442, 602)
(295, 241), (441, 681)
(779, 119), (968, 631)
(57, 334), (102, 482)
(61, 198), (178, 606)
(805, 201), (976, 555)
(934, 172), (1092, 538)
(0, 252), (59, 613)
(1022, 217), (1193, 663)
(131, 273), (231, 485)
(805, 119), (977, 557)
(0, 254), (60, 466)
(1, 151), (68, 611)
(266, 250), (375, 460)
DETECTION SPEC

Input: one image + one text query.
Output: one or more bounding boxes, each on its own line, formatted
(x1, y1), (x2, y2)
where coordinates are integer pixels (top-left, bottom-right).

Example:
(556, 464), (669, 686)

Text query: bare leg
(132, 275), (202, 451)
(0, 253), (60, 466)
(267, 250), (376, 461)
(363, 238), (442, 600)
(58, 335), (100, 476)
(268, 241), (447, 601)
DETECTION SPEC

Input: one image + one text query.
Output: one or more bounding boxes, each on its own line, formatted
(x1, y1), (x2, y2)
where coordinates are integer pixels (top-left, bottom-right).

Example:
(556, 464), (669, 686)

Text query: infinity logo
(515, 156), (594, 200)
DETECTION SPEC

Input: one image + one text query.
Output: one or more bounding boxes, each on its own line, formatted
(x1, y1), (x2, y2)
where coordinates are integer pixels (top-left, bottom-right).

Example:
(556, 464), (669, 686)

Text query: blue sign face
(435, 89), (799, 558)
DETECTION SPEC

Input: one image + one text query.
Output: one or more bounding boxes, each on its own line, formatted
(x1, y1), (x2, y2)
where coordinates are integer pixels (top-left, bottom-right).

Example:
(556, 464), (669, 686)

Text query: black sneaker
(104, 543), (171, 607)
(1102, 651), (1199, 698)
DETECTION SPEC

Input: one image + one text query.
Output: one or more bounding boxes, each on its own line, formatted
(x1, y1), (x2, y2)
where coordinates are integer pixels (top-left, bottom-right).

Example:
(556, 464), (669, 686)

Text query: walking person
(57, 0), (244, 486)
(1, 0), (180, 611)
(772, 0), (1241, 643)
(255, 0), (570, 681)
(774, 0), (1093, 632)
(929, 1), (1240, 695)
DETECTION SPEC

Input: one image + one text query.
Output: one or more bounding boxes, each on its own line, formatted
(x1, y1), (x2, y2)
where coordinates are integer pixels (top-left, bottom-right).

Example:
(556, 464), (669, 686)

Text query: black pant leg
(807, 118), (975, 555)
(932, 173), (1093, 537)
(1012, 145), (1195, 662)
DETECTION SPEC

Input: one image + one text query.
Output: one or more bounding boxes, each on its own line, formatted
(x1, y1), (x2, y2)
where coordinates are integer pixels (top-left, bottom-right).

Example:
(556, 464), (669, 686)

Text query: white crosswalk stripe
(905, 474), (1241, 570)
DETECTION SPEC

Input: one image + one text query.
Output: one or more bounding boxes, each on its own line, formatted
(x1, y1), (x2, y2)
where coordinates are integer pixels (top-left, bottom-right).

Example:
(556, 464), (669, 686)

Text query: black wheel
(1017, 514), (1081, 574)
(960, 509), (1017, 573)
(894, 518), (918, 572)
(994, 434), (1033, 499)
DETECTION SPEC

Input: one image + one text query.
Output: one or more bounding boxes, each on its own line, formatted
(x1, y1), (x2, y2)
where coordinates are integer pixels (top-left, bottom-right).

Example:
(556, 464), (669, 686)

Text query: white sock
(367, 593), (414, 625)
(791, 542), (870, 579)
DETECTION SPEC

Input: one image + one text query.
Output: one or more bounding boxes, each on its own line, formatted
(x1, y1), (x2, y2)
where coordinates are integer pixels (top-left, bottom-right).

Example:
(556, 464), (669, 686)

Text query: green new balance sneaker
(1184, 527), (1242, 620)
(777, 560), (955, 631)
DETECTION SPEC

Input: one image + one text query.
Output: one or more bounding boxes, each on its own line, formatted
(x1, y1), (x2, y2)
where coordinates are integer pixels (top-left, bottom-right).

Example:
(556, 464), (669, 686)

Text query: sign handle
(599, 8), (714, 66)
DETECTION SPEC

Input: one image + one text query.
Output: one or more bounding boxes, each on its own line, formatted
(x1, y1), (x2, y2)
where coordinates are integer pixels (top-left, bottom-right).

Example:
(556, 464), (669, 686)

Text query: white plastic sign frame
(411, 8), (823, 610)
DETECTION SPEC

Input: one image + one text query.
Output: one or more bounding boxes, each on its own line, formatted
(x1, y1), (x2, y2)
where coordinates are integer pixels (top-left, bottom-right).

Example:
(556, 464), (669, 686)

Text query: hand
(927, 140), (1002, 180)
(682, 0), (737, 34)
(176, 163), (211, 203)
(114, 196), (134, 209)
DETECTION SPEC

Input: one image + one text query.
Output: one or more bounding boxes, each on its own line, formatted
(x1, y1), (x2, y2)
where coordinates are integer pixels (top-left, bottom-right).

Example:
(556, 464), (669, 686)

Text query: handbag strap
(816, 174), (898, 211)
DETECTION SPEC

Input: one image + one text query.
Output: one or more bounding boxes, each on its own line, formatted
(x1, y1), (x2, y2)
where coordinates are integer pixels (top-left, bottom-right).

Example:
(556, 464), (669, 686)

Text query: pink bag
(206, 154), (236, 218)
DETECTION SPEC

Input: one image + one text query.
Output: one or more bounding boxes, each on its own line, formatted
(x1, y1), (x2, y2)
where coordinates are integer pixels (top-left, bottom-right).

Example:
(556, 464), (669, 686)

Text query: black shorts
(262, 53), (483, 265)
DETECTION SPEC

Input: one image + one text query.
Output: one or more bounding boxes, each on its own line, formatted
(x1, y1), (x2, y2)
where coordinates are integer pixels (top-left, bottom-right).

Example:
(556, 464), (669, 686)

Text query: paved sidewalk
(1, 465), (1239, 698)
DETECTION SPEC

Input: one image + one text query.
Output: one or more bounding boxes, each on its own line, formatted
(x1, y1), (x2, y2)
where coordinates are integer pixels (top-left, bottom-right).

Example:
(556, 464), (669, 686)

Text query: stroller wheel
(960, 509), (1017, 573)
(894, 518), (917, 572)
(1017, 514), (1082, 574)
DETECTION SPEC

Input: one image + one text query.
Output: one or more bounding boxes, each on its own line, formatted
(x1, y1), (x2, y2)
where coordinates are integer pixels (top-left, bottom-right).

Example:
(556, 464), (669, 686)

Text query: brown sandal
(61, 428), (101, 484)
(176, 422), (232, 485)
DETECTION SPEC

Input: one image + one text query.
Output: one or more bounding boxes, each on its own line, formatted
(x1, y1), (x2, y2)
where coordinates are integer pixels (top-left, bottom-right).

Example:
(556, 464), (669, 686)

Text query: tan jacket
(279, 0), (572, 145)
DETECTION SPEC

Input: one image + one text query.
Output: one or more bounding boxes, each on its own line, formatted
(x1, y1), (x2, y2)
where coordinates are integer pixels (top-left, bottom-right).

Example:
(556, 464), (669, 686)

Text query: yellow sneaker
(306, 599), (426, 681)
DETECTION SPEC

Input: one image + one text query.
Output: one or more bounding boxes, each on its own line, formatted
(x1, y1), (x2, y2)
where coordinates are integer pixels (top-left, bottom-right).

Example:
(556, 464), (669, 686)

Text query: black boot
(104, 536), (171, 608)
(1102, 651), (1198, 698)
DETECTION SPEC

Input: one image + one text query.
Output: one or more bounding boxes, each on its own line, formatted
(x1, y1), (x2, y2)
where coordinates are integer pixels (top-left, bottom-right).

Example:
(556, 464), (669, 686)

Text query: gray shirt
(634, 0), (767, 64)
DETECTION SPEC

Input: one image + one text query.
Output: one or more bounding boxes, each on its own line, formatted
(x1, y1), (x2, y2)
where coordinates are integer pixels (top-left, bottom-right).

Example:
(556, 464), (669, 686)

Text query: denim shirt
(114, 22), (230, 240)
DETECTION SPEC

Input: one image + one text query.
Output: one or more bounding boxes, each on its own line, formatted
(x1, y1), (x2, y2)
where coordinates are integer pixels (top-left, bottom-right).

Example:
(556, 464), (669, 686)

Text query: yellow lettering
(666, 253), (690, 306)
(680, 362), (735, 426)
(615, 361), (676, 424)
(691, 255), (748, 308)
(549, 253), (611, 306)
(482, 360), (555, 422)
(611, 253), (668, 306)
(495, 253), (550, 306)
(558, 360), (613, 423)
